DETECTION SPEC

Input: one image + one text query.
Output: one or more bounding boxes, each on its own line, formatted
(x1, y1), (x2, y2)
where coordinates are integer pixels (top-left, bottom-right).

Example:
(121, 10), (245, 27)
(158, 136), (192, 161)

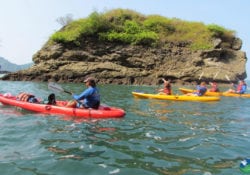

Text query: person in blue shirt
(186, 81), (207, 96)
(66, 77), (100, 109)
(195, 82), (207, 96)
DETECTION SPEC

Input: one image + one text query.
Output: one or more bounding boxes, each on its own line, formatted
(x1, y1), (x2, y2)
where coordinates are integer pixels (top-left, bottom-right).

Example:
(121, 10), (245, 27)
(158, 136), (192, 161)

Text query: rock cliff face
(2, 36), (247, 85)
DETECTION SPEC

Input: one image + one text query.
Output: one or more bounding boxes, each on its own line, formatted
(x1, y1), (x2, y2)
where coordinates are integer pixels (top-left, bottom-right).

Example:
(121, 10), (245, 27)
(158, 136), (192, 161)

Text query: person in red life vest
(226, 80), (247, 94)
(208, 81), (220, 92)
(158, 78), (172, 95)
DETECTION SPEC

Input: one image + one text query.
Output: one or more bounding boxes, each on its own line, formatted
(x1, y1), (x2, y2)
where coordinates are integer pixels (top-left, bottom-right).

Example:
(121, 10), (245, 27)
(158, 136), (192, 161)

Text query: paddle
(213, 70), (220, 80)
(224, 75), (239, 94)
(225, 75), (233, 84)
(48, 82), (72, 95)
(198, 71), (204, 80)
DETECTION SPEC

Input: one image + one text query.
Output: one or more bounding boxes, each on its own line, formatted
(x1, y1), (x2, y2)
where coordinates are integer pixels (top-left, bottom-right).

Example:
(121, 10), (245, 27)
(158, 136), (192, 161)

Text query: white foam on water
(99, 164), (107, 168)
(109, 168), (120, 174)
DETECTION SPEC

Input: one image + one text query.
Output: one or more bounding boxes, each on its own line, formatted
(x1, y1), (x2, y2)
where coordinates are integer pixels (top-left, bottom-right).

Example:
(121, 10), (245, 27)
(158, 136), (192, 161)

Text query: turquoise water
(0, 80), (250, 175)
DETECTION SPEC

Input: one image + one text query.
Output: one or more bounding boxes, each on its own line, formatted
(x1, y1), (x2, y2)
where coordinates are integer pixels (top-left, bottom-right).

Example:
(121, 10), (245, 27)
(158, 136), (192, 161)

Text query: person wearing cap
(66, 77), (100, 109)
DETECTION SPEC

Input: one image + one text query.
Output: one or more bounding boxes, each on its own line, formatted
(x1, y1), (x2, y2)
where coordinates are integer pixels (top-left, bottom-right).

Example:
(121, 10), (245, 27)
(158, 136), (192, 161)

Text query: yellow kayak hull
(179, 88), (250, 98)
(132, 92), (220, 102)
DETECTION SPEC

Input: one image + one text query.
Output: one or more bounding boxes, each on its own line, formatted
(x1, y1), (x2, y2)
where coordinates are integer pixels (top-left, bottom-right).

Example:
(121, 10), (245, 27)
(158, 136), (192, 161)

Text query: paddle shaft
(199, 72), (204, 80)
(63, 90), (72, 95)
(225, 75), (233, 84)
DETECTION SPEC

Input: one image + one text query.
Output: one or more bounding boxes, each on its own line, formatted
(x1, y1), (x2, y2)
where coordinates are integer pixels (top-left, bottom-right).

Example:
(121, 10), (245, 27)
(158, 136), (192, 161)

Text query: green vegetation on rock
(50, 8), (235, 50)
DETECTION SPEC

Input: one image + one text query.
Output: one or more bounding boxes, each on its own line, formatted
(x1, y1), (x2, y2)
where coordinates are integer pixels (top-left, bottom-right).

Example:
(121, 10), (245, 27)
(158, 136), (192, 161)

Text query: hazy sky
(0, 0), (249, 78)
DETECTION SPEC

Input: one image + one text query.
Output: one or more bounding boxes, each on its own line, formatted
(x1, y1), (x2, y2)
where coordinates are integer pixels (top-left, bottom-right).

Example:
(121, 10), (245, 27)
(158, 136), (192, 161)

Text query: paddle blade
(48, 82), (71, 94)
(213, 71), (220, 80)
(198, 72), (204, 80)
(48, 82), (64, 92)
(225, 75), (231, 82)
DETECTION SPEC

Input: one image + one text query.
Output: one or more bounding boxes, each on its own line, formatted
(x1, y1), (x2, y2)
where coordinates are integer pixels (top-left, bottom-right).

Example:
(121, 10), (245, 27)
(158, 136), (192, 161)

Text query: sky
(0, 0), (249, 78)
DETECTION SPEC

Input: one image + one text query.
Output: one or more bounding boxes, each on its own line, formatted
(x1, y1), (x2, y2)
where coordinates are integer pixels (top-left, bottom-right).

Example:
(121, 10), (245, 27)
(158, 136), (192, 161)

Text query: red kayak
(0, 93), (125, 119)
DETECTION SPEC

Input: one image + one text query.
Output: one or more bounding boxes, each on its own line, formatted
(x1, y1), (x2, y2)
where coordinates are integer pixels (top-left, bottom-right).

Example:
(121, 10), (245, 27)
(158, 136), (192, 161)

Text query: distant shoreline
(0, 73), (6, 78)
(0, 71), (10, 73)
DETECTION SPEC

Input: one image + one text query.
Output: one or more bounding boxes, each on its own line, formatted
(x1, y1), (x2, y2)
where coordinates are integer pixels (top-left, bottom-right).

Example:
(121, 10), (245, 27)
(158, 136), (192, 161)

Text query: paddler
(226, 80), (247, 94)
(186, 81), (207, 96)
(66, 77), (100, 109)
(158, 78), (172, 95)
(208, 81), (220, 92)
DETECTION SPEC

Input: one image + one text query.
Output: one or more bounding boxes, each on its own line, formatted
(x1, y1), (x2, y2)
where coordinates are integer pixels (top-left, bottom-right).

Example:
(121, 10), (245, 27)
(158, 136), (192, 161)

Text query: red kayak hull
(0, 94), (125, 119)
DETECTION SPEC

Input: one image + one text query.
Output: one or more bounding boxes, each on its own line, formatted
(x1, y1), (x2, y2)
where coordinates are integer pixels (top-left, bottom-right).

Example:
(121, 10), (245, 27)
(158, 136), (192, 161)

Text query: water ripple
(0, 81), (250, 174)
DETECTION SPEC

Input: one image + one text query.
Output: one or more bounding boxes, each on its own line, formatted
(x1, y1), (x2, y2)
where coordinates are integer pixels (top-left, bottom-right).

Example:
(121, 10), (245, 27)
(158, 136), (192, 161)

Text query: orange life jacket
(17, 92), (34, 102)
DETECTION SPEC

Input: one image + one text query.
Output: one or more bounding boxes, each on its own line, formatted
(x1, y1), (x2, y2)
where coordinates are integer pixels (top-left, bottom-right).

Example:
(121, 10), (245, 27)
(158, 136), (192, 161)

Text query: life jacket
(17, 92), (39, 103)
(237, 84), (243, 92)
(210, 83), (219, 92)
(17, 92), (35, 102)
(163, 84), (172, 95)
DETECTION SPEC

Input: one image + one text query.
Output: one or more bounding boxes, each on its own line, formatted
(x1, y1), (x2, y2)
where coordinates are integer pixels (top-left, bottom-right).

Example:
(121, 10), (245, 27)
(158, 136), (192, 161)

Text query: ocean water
(0, 80), (250, 175)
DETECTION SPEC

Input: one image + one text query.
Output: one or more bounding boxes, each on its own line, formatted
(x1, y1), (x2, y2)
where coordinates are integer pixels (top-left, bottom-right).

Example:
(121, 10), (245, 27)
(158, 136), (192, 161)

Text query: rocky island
(2, 9), (247, 85)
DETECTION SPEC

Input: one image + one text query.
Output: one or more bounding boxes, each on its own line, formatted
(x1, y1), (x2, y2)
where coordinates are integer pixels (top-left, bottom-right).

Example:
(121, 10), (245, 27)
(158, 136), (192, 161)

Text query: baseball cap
(84, 77), (95, 83)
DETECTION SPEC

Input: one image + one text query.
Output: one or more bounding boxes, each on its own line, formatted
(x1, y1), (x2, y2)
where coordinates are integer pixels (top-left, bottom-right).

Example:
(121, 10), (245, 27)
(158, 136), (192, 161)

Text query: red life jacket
(163, 86), (172, 95)
(237, 84), (243, 92)
(210, 83), (218, 92)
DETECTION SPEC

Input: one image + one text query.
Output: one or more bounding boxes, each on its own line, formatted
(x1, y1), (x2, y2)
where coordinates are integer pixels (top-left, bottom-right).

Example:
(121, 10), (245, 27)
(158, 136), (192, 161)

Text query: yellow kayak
(179, 88), (250, 98)
(132, 92), (220, 102)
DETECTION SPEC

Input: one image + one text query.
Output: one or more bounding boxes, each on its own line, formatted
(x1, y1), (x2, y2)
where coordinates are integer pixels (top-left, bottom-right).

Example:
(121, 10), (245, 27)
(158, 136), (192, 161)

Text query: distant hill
(0, 57), (33, 72)
(2, 9), (247, 84)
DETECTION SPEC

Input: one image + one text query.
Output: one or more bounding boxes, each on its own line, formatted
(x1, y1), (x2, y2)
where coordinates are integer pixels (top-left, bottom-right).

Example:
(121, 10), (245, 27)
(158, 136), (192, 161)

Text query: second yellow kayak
(179, 88), (250, 98)
(132, 92), (220, 102)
